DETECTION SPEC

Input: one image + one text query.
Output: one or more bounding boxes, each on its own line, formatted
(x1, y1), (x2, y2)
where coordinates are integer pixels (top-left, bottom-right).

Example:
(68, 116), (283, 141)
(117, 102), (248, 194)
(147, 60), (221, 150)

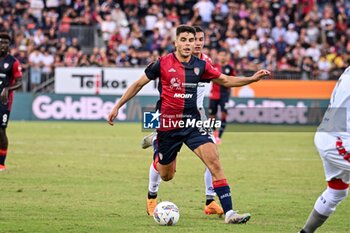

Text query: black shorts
(208, 97), (229, 115)
(0, 106), (10, 129)
(154, 127), (214, 165)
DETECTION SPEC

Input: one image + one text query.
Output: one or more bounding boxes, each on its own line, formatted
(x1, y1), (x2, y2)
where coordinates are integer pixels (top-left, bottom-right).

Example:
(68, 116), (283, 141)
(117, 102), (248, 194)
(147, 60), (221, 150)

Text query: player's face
(218, 51), (227, 64)
(194, 32), (204, 56)
(0, 38), (10, 56)
(175, 32), (195, 59)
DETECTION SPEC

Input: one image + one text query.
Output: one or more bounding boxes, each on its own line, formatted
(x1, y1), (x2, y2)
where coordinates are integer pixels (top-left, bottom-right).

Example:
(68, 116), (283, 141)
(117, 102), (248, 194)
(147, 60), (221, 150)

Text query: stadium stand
(0, 0), (349, 92)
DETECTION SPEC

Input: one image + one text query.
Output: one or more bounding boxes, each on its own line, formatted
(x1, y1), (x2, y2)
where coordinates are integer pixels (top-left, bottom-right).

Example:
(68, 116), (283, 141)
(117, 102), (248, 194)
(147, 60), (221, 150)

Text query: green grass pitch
(1, 122), (349, 233)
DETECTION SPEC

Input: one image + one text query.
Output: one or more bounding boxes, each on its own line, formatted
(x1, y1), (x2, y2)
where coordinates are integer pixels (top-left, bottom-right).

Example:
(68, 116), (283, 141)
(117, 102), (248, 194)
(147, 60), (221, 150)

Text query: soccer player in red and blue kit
(107, 25), (270, 224)
(0, 32), (23, 171)
(209, 49), (235, 144)
(143, 26), (224, 217)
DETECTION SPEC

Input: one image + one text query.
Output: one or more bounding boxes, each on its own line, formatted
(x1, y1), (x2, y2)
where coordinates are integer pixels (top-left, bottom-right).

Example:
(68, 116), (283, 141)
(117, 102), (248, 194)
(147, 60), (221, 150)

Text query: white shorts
(314, 132), (350, 184)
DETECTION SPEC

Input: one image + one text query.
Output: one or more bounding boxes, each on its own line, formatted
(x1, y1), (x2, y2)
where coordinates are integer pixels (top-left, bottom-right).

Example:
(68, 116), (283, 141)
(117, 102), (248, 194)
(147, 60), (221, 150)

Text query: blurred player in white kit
(300, 66), (350, 232)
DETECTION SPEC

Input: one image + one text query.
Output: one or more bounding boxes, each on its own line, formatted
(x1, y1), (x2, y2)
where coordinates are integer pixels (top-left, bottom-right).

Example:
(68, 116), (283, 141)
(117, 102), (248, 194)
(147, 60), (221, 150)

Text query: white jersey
(318, 66), (350, 139)
(197, 53), (213, 109)
(315, 66), (350, 183)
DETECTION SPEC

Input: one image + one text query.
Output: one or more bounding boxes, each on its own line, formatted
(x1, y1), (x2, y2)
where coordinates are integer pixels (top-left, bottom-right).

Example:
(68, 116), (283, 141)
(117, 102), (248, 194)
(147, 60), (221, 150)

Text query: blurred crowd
(1, 0), (349, 91)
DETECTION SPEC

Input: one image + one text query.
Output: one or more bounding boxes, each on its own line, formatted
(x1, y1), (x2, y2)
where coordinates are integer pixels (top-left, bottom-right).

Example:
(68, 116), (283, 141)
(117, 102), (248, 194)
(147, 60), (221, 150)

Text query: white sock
(152, 134), (157, 144)
(148, 163), (161, 194)
(314, 187), (348, 216)
(204, 167), (216, 197)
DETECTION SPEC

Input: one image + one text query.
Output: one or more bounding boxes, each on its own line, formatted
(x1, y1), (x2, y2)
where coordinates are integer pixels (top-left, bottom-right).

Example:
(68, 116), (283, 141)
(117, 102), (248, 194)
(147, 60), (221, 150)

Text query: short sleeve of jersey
(207, 57), (213, 65)
(144, 59), (160, 80)
(12, 60), (22, 79)
(200, 61), (221, 82)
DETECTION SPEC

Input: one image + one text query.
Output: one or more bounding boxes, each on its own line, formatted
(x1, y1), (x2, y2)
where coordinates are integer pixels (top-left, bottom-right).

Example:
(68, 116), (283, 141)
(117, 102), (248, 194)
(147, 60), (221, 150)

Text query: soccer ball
(153, 201), (180, 226)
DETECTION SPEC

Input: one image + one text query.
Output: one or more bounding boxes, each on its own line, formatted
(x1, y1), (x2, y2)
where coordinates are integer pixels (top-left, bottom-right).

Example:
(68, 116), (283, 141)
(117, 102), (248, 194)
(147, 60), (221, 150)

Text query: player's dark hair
(176, 25), (196, 37)
(218, 48), (228, 54)
(0, 32), (11, 41)
(194, 26), (204, 33)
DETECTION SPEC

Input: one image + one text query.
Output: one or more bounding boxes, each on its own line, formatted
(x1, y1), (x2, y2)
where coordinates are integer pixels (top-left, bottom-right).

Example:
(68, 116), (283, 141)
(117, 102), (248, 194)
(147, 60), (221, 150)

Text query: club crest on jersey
(194, 67), (200, 75)
(3, 63), (9, 69)
(170, 77), (181, 90)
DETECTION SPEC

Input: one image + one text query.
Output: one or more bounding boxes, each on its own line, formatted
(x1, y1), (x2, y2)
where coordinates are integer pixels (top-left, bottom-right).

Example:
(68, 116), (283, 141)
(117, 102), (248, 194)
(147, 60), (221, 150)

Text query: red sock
(0, 149), (7, 165)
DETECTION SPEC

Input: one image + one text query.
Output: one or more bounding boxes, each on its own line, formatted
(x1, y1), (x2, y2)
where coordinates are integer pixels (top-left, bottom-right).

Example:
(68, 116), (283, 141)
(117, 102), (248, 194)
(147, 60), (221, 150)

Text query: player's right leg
(146, 132), (182, 215)
(0, 129), (8, 171)
(146, 139), (161, 216)
(147, 156), (178, 215)
(218, 98), (229, 142)
(146, 162), (160, 215)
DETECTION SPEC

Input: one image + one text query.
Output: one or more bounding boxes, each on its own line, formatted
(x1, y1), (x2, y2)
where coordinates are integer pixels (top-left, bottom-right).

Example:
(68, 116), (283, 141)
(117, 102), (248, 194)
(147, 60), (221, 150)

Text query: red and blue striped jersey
(0, 55), (22, 111)
(145, 53), (221, 131)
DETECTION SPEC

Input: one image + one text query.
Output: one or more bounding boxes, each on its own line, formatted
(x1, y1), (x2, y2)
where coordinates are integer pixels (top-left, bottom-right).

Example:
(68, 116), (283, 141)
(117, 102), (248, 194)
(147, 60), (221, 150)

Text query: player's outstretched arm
(107, 74), (151, 126)
(213, 69), (270, 88)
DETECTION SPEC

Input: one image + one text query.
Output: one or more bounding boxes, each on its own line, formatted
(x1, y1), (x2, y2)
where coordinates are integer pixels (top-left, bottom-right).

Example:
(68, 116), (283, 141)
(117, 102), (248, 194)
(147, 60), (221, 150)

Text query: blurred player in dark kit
(0, 32), (23, 171)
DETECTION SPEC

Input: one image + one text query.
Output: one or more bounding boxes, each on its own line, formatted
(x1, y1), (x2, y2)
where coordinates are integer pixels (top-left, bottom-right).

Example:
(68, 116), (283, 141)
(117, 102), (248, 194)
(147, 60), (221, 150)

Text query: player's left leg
(0, 128), (8, 171)
(0, 109), (10, 171)
(186, 130), (250, 224)
(198, 107), (224, 215)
